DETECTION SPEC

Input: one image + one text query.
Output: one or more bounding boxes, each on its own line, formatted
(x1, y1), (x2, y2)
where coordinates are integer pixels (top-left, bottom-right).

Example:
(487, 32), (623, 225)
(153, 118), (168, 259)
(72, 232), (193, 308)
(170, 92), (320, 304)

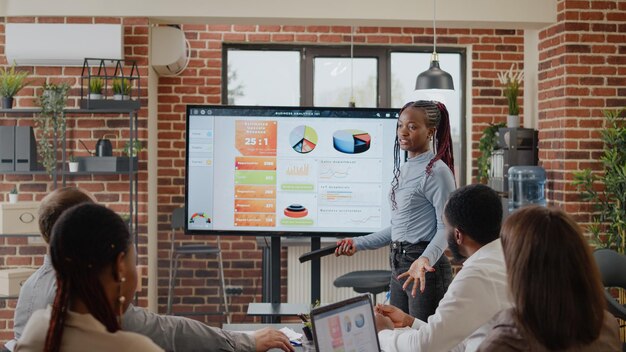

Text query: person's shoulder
(477, 309), (526, 351)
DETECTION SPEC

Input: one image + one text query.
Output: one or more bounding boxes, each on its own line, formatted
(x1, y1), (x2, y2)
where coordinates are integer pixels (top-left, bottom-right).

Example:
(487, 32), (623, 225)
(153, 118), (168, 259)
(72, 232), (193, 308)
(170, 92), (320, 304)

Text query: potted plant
(497, 64), (524, 128)
(68, 154), (79, 172)
(34, 82), (71, 177)
(0, 63), (31, 109)
(88, 77), (104, 100)
(112, 78), (131, 100)
(122, 139), (144, 158)
(8, 186), (18, 204)
(476, 122), (506, 183)
(573, 108), (626, 254)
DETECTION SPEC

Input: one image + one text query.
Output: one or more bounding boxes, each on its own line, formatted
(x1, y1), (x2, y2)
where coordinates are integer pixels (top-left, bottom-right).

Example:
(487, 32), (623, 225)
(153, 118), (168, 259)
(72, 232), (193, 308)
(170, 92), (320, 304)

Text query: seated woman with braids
(15, 203), (163, 352)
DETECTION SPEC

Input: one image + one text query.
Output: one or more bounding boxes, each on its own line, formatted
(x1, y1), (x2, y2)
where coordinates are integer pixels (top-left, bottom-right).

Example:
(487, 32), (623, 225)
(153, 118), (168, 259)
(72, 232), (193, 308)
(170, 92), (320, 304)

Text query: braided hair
(390, 100), (455, 209)
(45, 203), (132, 352)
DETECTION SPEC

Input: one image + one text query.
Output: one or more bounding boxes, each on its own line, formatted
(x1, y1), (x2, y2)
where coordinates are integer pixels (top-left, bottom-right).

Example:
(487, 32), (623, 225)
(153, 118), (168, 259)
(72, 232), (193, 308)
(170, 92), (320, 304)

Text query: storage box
(77, 156), (138, 172)
(0, 202), (39, 235)
(0, 268), (36, 296)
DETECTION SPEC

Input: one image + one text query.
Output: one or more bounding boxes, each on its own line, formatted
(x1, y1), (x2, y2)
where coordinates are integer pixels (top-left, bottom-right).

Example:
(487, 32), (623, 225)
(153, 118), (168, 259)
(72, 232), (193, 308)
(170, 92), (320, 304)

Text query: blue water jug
(508, 166), (546, 212)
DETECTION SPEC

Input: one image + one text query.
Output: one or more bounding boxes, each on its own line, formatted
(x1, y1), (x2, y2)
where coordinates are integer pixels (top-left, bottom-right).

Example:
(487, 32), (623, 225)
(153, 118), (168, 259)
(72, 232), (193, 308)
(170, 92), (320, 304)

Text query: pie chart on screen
(333, 129), (371, 154)
(290, 125), (318, 154)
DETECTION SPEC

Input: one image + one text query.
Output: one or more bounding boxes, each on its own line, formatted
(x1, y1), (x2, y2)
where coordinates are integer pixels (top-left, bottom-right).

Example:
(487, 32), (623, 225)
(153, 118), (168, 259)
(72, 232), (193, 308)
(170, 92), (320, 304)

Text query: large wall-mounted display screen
(185, 105), (399, 236)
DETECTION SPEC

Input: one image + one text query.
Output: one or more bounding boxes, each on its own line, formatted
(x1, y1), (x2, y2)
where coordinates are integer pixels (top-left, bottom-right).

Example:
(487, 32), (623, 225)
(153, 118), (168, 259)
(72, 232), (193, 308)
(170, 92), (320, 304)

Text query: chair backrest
(171, 207), (185, 230)
(593, 248), (626, 289)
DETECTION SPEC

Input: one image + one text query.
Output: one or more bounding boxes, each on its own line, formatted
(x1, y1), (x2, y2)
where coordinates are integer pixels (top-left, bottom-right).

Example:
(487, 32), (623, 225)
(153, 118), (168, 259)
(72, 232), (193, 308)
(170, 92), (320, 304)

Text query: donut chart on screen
(284, 204), (308, 218)
(333, 129), (371, 154)
(289, 125), (318, 154)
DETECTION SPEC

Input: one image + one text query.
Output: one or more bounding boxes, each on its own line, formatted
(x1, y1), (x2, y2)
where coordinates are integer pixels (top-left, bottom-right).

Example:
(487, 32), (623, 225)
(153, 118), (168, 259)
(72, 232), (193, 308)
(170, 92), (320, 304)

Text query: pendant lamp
(415, 0), (454, 90)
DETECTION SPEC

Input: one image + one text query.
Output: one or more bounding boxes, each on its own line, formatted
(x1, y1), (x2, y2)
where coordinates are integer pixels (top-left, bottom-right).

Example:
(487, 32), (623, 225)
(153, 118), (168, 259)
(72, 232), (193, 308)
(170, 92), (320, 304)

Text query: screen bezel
(184, 104), (399, 237)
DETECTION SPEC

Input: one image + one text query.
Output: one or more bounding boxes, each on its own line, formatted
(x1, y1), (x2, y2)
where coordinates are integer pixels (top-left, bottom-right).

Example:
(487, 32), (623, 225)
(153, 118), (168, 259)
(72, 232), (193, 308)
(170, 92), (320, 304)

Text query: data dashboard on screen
(185, 105), (399, 236)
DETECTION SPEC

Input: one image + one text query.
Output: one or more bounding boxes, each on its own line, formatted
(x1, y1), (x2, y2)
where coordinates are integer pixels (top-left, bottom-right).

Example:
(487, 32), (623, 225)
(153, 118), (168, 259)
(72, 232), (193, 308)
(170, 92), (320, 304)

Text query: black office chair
(167, 207), (230, 323)
(593, 249), (626, 352)
(333, 270), (391, 304)
(594, 249), (626, 320)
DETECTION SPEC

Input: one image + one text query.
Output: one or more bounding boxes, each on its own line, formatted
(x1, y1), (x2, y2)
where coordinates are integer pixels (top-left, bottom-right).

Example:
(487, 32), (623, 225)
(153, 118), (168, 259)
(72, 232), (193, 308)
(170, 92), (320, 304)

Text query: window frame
(222, 43), (467, 185)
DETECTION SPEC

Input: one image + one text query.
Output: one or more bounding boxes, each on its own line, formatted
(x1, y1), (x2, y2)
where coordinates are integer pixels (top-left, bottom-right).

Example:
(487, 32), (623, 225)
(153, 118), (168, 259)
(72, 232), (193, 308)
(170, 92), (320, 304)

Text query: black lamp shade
(415, 60), (454, 90)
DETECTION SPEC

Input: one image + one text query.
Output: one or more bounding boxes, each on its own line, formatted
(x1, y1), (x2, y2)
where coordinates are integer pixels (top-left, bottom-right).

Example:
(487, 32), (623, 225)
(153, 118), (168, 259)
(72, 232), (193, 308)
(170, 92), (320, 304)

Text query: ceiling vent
(150, 26), (189, 76)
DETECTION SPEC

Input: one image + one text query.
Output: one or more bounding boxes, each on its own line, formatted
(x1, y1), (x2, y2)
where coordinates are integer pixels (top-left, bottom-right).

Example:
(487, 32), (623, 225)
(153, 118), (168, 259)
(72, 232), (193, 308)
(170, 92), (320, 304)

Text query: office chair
(167, 207), (230, 323)
(333, 270), (391, 304)
(593, 248), (626, 321)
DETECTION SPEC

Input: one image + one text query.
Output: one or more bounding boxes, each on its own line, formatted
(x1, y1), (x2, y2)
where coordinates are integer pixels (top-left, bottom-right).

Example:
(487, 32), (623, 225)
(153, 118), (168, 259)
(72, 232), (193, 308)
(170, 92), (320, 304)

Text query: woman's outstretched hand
(397, 257), (434, 297)
(335, 238), (357, 256)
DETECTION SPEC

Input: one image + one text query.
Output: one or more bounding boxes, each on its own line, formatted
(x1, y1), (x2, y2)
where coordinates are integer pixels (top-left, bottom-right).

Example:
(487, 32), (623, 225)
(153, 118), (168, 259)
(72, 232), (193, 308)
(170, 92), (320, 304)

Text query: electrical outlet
(225, 286), (244, 295)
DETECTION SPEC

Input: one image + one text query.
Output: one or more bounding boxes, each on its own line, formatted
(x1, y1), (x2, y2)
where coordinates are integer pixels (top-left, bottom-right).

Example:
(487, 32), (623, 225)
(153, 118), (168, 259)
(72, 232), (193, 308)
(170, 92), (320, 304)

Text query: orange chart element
(234, 213), (276, 227)
(235, 199), (276, 213)
(284, 204), (308, 218)
(235, 156), (277, 170)
(234, 185), (276, 198)
(235, 120), (278, 156)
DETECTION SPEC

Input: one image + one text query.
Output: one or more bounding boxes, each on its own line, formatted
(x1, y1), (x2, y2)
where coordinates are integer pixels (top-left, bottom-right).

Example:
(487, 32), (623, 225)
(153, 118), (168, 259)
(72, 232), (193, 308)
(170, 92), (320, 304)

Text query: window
(224, 45), (466, 184)
(226, 50), (300, 106)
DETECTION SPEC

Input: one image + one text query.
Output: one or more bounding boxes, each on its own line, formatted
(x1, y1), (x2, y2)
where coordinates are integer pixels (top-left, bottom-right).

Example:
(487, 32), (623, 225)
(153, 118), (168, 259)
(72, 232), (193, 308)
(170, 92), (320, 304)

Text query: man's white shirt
(378, 239), (511, 352)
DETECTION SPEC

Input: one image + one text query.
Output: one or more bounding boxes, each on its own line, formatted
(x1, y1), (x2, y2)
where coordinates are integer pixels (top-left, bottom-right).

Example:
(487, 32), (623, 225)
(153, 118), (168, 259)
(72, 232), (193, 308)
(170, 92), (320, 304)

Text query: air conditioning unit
(5, 24), (124, 66)
(150, 26), (188, 76)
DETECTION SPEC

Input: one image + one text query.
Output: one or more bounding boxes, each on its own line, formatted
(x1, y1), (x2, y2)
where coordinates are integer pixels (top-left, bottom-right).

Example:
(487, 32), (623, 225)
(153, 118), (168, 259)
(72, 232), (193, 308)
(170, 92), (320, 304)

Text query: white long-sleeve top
(378, 239), (511, 352)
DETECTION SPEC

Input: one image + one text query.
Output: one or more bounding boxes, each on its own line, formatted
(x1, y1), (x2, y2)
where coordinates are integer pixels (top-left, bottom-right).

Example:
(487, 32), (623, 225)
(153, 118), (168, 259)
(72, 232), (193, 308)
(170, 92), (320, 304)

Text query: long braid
(390, 101), (416, 209)
(390, 136), (401, 210)
(426, 101), (455, 176)
(44, 276), (70, 352)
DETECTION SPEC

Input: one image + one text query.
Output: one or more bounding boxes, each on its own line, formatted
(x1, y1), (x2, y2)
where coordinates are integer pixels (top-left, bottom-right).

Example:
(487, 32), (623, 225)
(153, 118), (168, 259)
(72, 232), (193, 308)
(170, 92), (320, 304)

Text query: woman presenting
(336, 100), (456, 320)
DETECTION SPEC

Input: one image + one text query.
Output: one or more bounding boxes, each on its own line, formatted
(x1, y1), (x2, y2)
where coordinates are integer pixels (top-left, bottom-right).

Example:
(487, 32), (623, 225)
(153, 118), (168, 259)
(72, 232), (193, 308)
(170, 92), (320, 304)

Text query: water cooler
(507, 166), (546, 212)
(488, 128), (539, 193)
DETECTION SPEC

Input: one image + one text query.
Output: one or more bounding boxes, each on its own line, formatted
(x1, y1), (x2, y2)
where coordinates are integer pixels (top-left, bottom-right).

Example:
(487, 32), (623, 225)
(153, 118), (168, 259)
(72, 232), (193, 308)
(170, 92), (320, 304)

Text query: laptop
(310, 295), (382, 352)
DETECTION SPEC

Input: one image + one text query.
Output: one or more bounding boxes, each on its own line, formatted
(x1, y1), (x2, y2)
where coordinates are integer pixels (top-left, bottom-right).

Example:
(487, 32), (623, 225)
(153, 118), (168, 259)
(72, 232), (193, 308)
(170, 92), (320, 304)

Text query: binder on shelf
(14, 127), (38, 172)
(0, 126), (14, 171)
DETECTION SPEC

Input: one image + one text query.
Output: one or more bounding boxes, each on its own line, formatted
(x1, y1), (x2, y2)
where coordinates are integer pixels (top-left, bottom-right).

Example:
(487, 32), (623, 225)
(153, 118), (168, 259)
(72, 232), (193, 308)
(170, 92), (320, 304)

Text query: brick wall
(1, 0), (622, 340)
(536, 0), (626, 224)
(0, 16), (150, 341)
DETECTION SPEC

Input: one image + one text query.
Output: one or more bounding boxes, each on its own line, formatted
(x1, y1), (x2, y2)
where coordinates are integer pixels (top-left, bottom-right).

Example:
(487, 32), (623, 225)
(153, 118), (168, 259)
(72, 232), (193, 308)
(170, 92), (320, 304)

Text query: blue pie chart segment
(333, 129), (371, 154)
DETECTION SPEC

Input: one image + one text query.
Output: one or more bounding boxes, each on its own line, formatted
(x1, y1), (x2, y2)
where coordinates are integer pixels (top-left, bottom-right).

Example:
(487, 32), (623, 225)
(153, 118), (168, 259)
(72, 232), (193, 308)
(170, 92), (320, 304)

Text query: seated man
(375, 184), (511, 352)
(6, 187), (293, 352)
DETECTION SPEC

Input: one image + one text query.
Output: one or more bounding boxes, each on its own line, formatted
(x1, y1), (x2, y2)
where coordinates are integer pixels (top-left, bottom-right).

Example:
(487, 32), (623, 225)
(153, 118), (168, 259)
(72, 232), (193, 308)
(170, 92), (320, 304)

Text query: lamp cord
(433, 0), (437, 54)
(350, 25), (355, 106)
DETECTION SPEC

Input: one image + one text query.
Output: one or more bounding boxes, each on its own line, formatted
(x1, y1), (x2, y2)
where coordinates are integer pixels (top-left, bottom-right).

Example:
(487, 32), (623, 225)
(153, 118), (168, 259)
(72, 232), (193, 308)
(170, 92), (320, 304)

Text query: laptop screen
(310, 295), (381, 352)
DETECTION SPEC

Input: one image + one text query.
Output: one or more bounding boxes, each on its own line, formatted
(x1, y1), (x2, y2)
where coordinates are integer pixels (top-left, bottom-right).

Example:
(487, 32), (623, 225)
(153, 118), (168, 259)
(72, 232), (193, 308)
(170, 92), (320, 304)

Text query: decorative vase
(2, 96), (14, 109)
(8, 193), (18, 204)
(88, 93), (102, 100)
(113, 94), (130, 101)
(68, 162), (79, 172)
(507, 114), (520, 128)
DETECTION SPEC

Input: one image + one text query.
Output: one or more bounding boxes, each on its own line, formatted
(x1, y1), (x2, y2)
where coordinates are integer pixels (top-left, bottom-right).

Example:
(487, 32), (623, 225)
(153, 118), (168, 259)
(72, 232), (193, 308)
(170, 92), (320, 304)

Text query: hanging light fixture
(415, 0), (454, 90)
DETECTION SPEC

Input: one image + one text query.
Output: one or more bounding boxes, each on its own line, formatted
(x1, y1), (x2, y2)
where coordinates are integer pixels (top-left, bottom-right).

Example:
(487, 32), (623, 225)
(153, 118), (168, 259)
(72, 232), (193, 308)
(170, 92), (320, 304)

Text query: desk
(247, 303), (309, 317)
(223, 323), (307, 352)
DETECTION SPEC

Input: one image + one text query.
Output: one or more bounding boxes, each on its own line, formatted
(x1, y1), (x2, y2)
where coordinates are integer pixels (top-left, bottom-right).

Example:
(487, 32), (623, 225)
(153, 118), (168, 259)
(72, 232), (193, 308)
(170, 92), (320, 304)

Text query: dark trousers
(389, 241), (452, 321)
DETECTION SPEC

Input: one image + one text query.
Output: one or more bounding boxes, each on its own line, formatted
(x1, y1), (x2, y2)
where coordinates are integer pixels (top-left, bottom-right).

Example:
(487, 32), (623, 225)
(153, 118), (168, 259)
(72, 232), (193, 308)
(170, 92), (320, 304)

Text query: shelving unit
(0, 107), (140, 245)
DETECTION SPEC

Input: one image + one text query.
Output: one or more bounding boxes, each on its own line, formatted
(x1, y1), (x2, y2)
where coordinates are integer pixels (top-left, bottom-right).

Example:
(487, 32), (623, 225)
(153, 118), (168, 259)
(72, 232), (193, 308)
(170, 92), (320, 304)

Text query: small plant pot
(113, 94), (130, 101)
(8, 193), (18, 204)
(2, 96), (14, 109)
(68, 162), (79, 172)
(88, 93), (103, 100)
(507, 115), (520, 128)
